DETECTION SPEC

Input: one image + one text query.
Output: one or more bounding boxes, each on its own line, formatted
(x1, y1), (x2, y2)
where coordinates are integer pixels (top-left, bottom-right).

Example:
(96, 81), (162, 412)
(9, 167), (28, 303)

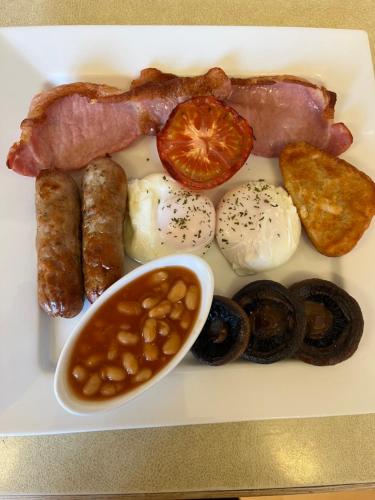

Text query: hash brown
(279, 142), (375, 256)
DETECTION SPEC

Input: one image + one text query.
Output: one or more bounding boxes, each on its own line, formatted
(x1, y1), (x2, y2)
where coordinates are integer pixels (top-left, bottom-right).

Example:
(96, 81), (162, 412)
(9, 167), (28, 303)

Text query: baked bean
(122, 352), (139, 375)
(168, 280), (187, 303)
(162, 333), (181, 355)
(185, 285), (199, 311)
(117, 331), (139, 346)
(107, 340), (118, 361)
(100, 383), (117, 397)
(142, 296), (160, 309)
(72, 365), (88, 383)
(157, 320), (170, 336)
(117, 301), (142, 316)
(149, 270), (169, 285)
(85, 354), (105, 368)
(180, 311), (191, 330)
(133, 368), (152, 383)
(169, 301), (184, 320)
(82, 373), (101, 396)
(102, 366), (126, 382)
(142, 318), (157, 343)
(148, 300), (172, 319)
(144, 343), (159, 361)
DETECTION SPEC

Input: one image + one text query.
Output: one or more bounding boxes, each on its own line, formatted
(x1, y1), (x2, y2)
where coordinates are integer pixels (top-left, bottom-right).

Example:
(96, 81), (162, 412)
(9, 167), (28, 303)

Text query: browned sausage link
(36, 170), (83, 318)
(82, 158), (127, 303)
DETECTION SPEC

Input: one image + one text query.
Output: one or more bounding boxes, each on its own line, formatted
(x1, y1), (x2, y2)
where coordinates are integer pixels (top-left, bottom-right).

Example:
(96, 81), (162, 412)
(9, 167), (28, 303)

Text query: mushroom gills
(303, 296), (346, 348)
(290, 279), (363, 366)
(233, 280), (306, 364)
(191, 295), (251, 366)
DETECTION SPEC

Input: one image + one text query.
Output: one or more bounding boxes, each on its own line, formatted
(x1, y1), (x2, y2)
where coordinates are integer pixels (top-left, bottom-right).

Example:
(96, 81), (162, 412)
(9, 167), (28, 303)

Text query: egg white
(125, 173), (215, 263)
(216, 181), (301, 275)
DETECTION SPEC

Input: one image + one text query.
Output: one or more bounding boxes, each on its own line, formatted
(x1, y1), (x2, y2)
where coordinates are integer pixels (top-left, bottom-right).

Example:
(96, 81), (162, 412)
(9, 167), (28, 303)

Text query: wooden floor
(242, 490), (375, 499)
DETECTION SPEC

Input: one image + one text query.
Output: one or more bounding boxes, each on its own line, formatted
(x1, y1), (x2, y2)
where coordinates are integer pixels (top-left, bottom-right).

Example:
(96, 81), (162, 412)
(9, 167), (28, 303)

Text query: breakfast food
(68, 266), (201, 399)
(215, 181), (301, 275)
(157, 96), (253, 190)
(232, 280), (306, 364)
(131, 68), (353, 157)
(9, 60), (372, 393)
(191, 295), (251, 365)
(125, 173), (215, 263)
(192, 277), (365, 367)
(7, 67), (354, 178)
(7, 68), (231, 176)
(280, 142), (375, 256)
(131, 68), (177, 88)
(36, 170), (83, 318)
(228, 75), (353, 157)
(82, 158), (127, 303)
(289, 279), (364, 365)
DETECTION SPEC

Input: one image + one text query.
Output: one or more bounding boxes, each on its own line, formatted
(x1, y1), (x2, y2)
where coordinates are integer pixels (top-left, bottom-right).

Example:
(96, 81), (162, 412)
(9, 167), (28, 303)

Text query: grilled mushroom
(233, 280), (305, 364)
(191, 295), (251, 365)
(289, 279), (364, 365)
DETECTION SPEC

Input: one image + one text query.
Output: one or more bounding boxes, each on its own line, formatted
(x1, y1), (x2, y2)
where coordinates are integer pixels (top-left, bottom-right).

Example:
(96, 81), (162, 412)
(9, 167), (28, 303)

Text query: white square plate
(1, 26), (375, 436)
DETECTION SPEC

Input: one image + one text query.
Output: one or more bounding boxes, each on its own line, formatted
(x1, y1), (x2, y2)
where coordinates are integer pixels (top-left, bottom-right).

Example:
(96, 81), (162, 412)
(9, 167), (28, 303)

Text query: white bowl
(54, 254), (214, 415)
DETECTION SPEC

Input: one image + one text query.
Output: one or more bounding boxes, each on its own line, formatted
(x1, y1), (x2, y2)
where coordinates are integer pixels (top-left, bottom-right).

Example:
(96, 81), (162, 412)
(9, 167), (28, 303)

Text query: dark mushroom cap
(289, 278), (364, 366)
(232, 280), (306, 364)
(191, 295), (251, 365)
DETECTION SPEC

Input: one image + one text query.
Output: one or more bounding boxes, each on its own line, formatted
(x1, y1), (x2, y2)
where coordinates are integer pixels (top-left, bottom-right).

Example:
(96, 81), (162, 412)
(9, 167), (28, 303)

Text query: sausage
(82, 158), (127, 303)
(36, 170), (83, 317)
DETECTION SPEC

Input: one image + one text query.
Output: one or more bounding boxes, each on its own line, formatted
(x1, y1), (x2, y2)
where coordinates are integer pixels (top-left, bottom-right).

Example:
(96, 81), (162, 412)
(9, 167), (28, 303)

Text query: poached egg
(125, 173), (215, 263)
(216, 180), (301, 275)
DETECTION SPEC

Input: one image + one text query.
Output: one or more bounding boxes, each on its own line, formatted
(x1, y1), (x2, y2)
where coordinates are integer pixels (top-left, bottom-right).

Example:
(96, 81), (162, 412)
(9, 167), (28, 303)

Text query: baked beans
(68, 267), (201, 400)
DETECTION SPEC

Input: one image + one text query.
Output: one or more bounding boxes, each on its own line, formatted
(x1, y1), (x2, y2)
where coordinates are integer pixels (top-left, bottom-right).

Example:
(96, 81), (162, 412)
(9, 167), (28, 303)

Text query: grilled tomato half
(157, 96), (253, 190)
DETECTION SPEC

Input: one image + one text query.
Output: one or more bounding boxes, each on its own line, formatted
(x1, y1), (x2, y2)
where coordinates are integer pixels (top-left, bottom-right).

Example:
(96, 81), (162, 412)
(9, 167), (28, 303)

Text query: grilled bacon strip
(7, 68), (231, 177)
(7, 66), (353, 176)
(228, 75), (352, 157)
(131, 68), (353, 158)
